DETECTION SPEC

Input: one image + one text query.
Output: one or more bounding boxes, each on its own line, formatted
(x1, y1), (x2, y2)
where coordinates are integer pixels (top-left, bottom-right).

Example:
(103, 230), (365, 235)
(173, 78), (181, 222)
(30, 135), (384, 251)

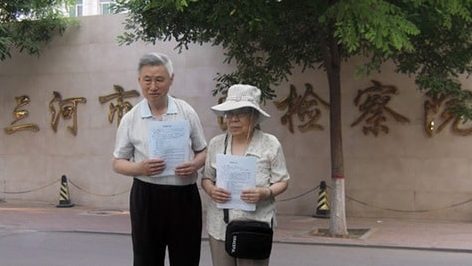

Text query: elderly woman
(202, 84), (290, 266)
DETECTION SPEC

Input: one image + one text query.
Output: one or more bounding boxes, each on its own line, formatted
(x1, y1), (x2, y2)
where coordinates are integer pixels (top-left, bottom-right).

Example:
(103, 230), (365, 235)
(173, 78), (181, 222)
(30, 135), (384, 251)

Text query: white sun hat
(211, 84), (271, 122)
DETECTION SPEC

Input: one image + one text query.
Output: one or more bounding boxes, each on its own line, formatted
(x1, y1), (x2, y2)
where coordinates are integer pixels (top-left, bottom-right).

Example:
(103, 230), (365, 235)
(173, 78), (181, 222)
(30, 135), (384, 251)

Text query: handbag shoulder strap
(223, 133), (229, 155)
(223, 133), (230, 223)
(224, 209), (229, 224)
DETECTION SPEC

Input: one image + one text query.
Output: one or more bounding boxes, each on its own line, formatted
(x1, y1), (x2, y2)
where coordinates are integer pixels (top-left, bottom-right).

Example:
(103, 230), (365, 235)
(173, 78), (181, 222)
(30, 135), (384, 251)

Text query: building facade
(68, 0), (115, 17)
(1, 14), (472, 222)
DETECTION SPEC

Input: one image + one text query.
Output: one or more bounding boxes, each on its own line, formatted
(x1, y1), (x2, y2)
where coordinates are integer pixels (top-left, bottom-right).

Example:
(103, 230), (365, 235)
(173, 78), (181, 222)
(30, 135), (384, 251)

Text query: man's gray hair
(138, 52), (174, 77)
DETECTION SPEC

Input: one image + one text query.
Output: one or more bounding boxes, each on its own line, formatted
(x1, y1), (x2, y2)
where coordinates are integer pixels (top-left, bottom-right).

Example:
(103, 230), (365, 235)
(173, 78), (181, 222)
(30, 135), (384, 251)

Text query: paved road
(1, 230), (471, 266)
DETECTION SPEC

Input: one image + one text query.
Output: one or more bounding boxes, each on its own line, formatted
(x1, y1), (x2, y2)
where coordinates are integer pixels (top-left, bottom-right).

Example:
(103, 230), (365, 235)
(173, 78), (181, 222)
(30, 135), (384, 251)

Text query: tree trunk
(322, 34), (348, 236)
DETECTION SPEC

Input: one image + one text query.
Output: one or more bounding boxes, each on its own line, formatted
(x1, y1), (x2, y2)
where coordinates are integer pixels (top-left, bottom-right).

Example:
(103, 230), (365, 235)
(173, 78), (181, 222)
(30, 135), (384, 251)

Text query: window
(69, 0), (83, 17)
(100, 0), (115, 15)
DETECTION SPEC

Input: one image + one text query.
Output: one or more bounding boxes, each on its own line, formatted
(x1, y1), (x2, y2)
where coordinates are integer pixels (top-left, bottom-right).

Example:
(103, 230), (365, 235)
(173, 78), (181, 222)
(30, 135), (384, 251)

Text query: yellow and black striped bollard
(56, 175), (74, 208)
(313, 181), (330, 218)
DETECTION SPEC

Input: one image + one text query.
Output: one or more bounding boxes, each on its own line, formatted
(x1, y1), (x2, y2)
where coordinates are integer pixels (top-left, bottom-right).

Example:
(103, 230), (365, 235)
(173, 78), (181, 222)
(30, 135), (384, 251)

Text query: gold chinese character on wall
(351, 80), (410, 136)
(49, 91), (87, 136)
(274, 83), (330, 133)
(4, 95), (40, 134)
(99, 85), (140, 126)
(424, 92), (472, 137)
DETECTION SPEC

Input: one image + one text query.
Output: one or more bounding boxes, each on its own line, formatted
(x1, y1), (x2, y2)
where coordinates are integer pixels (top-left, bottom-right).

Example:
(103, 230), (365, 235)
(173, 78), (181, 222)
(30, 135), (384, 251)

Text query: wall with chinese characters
(272, 59), (472, 221)
(0, 14), (232, 209)
(1, 14), (472, 221)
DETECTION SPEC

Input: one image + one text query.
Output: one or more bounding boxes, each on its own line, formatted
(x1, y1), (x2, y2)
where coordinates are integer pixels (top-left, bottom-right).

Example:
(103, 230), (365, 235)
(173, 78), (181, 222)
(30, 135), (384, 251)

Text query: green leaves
(0, 0), (71, 61)
(392, 0), (472, 118)
(115, 0), (326, 99)
(116, 0), (472, 119)
(328, 0), (419, 56)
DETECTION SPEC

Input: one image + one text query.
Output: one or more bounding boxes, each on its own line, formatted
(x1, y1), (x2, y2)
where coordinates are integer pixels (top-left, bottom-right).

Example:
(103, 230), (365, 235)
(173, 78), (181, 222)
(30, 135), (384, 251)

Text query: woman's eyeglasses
(224, 108), (254, 119)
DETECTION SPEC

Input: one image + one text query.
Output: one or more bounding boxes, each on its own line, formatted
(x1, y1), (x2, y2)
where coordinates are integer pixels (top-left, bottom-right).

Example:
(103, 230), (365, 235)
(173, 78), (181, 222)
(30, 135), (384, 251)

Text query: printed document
(149, 120), (190, 177)
(216, 154), (257, 211)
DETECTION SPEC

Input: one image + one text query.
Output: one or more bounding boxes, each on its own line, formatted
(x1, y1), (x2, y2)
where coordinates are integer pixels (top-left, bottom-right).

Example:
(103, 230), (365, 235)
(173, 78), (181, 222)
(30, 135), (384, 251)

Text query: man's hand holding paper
(175, 161), (198, 177)
(140, 158), (166, 176)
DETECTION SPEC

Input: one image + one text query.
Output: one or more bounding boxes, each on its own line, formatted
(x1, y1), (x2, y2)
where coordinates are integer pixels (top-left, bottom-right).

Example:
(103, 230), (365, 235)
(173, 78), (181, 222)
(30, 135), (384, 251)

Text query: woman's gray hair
(250, 109), (261, 130)
(138, 53), (174, 77)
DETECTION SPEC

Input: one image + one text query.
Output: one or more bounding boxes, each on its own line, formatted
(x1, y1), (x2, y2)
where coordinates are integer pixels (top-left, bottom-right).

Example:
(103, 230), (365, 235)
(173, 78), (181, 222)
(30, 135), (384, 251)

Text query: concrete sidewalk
(1, 201), (472, 253)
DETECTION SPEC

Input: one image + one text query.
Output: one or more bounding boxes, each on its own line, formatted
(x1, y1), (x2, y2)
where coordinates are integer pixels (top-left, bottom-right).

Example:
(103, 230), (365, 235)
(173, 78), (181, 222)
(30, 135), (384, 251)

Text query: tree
(0, 0), (72, 61)
(114, 0), (472, 236)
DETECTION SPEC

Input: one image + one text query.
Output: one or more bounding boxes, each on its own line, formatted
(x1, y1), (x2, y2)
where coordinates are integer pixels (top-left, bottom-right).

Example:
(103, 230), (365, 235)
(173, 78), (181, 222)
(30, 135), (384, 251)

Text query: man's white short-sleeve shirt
(113, 96), (207, 186)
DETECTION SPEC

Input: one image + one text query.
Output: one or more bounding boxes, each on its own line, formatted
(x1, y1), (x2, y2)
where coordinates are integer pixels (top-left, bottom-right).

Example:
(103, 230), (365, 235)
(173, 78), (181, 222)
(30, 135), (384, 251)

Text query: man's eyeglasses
(224, 108), (254, 119)
(142, 77), (166, 85)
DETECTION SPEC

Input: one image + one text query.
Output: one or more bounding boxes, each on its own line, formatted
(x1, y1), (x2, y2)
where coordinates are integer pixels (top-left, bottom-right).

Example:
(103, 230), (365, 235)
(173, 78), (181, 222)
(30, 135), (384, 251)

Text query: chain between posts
(3, 180), (472, 211)
(1, 177), (129, 197)
(277, 183), (472, 213)
(68, 179), (129, 197)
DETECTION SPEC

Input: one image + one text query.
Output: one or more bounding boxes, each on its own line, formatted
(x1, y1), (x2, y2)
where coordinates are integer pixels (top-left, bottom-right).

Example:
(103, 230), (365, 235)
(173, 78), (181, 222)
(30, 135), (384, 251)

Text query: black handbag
(224, 209), (273, 260)
(225, 218), (273, 259)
